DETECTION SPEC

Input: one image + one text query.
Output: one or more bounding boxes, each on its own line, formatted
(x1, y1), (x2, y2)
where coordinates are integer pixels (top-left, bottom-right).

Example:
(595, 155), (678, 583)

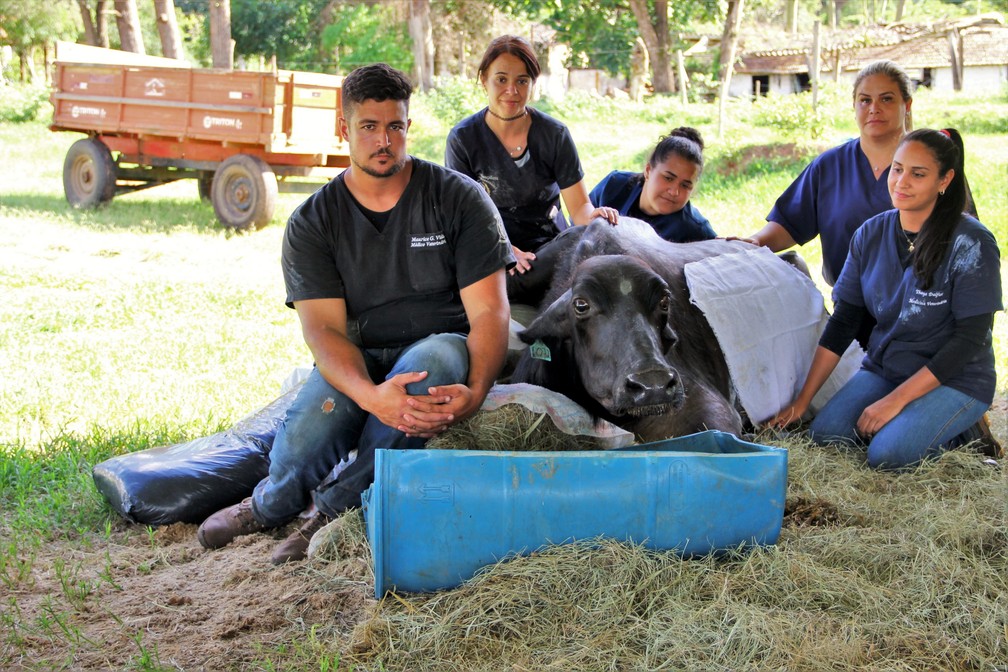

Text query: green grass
(0, 88), (1006, 668)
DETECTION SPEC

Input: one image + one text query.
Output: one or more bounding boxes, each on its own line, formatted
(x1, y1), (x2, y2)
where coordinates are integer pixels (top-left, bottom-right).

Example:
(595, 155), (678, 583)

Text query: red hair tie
(939, 129), (951, 138)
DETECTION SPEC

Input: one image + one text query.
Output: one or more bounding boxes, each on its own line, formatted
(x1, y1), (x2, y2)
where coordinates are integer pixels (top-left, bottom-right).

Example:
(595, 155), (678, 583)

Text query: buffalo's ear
(517, 289), (572, 345)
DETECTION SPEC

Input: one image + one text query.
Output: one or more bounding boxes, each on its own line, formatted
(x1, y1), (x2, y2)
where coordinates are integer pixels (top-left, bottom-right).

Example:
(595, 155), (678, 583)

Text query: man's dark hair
(341, 63), (413, 117)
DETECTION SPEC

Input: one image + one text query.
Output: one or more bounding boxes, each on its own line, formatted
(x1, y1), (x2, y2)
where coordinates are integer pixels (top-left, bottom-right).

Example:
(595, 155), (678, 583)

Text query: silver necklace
(900, 227), (916, 252)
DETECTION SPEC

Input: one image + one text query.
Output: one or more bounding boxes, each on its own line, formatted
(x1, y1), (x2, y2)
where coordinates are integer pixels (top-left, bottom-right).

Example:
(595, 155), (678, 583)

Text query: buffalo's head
(518, 254), (684, 419)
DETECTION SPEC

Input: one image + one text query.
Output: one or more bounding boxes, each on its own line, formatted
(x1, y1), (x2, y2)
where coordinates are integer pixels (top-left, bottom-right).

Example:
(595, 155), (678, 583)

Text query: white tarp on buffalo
(684, 245), (863, 425)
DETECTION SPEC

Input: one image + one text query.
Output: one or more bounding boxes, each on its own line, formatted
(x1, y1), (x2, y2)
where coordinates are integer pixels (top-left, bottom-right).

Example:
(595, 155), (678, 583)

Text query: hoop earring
(939, 190), (945, 196)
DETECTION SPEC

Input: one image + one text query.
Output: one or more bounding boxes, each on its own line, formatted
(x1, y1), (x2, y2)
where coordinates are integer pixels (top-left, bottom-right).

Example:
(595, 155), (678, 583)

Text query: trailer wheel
(211, 154), (277, 230)
(197, 171), (213, 202)
(63, 138), (117, 208)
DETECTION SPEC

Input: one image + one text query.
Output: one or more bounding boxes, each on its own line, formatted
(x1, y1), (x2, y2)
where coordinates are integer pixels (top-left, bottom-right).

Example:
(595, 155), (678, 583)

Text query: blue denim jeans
(808, 369), (987, 470)
(251, 332), (469, 525)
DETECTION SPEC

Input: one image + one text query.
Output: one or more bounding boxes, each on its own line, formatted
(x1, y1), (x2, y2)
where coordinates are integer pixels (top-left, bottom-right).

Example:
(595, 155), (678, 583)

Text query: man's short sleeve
(445, 172), (516, 288)
(281, 188), (344, 308)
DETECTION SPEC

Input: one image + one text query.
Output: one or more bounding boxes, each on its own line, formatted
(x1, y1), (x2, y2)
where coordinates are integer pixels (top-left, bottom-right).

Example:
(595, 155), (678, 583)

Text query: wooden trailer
(49, 43), (350, 230)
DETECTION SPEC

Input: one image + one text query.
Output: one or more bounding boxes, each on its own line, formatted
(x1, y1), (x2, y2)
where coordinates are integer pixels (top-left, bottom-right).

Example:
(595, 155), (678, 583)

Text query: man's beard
(352, 150), (406, 178)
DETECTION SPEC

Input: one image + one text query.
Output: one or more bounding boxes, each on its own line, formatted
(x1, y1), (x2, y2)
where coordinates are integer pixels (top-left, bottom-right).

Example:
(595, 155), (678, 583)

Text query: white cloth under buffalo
(481, 383), (634, 449)
(684, 245), (863, 425)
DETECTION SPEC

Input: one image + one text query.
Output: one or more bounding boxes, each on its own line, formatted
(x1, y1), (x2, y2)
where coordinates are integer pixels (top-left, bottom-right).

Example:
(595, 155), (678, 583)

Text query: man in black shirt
(197, 63), (514, 564)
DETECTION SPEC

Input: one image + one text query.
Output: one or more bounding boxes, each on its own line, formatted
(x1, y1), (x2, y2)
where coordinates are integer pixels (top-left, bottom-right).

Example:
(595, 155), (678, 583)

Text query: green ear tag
(530, 339), (552, 362)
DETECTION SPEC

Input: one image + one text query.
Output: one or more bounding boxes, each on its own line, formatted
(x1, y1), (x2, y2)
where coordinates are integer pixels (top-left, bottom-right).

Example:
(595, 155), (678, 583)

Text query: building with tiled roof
(728, 13), (1007, 97)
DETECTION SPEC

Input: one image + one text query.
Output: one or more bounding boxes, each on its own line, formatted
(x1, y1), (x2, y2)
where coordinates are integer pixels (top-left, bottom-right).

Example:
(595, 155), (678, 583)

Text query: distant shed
(730, 13), (1008, 98)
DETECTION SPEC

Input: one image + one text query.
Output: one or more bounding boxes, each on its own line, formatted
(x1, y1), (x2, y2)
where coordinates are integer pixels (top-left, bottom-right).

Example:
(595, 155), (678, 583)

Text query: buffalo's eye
(658, 294), (671, 312)
(572, 297), (590, 315)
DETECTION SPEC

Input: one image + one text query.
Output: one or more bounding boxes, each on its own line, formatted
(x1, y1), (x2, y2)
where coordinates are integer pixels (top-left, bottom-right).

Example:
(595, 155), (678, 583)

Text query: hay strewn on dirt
(6, 406), (1006, 671)
(325, 423), (1008, 671)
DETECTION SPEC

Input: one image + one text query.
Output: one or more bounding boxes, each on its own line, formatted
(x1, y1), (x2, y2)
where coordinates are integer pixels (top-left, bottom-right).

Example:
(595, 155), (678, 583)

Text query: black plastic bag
(92, 384), (300, 526)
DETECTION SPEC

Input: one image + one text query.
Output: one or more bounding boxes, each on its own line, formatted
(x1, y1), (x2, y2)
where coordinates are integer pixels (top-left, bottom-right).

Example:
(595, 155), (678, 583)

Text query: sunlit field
(0, 87), (1005, 670)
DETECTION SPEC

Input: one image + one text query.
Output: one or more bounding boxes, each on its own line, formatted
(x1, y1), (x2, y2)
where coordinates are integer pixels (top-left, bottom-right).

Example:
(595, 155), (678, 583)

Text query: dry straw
(311, 410), (1006, 671)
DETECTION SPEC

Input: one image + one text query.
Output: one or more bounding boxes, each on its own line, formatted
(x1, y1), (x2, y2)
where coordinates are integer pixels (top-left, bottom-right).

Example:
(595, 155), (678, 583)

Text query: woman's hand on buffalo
(510, 245), (536, 275)
(589, 206), (620, 225)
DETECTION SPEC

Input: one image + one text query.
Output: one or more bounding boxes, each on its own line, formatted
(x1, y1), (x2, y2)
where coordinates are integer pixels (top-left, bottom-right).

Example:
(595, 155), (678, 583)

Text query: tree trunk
(676, 49), (688, 105)
(154, 0), (183, 59)
(76, 0), (110, 48)
(717, 0), (744, 83)
(823, 0), (835, 29)
(78, 0), (99, 46)
(717, 0), (745, 137)
(833, 0), (848, 27)
(628, 0), (674, 93)
(97, 0), (110, 48)
(786, 0), (798, 33)
(209, 0), (233, 69)
(947, 28), (963, 91)
(894, 0), (906, 20)
(629, 36), (649, 102)
(408, 0), (434, 91)
(113, 0), (145, 54)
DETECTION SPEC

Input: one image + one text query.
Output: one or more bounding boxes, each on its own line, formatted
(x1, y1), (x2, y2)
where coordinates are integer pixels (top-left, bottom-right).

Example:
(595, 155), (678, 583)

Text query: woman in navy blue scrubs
(769, 129), (1002, 470)
(741, 60), (915, 286)
(589, 127), (717, 243)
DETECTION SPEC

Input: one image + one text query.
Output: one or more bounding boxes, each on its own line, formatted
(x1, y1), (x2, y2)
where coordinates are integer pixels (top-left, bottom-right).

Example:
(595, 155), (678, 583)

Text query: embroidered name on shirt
(410, 233), (447, 248)
(908, 289), (948, 307)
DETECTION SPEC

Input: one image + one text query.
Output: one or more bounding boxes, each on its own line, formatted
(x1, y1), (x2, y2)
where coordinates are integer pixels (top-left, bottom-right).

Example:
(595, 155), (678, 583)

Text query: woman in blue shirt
(741, 60), (915, 286)
(589, 127), (717, 243)
(769, 129), (1002, 470)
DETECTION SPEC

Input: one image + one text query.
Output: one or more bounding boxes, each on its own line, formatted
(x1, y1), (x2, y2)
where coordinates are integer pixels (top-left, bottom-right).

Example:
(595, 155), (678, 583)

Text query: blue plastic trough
(362, 430), (787, 596)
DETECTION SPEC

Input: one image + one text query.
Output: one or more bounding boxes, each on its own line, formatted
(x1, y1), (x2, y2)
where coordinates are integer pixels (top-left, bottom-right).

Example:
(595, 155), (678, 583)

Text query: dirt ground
(6, 396), (1006, 671)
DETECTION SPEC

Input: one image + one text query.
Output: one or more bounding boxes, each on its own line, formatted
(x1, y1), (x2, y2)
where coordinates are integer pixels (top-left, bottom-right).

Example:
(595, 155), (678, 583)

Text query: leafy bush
(418, 76), (487, 126)
(686, 71), (719, 103)
(534, 89), (625, 124)
(0, 82), (50, 123)
(751, 82), (846, 141)
(320, 2), (414, 74)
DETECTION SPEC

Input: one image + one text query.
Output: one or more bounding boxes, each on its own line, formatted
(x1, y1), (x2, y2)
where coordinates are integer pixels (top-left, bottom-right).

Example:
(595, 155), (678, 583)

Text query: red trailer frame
(50, 43), (350, 229)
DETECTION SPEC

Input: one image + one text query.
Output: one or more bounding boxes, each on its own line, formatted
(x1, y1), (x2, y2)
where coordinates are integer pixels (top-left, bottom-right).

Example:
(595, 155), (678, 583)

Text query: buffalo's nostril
(625, 369), (678, 403)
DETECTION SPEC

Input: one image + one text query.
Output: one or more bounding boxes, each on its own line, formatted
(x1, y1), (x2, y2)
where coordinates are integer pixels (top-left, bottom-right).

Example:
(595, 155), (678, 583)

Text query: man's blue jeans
(251, 332), (469, 525)
(809, 369), (987, 470)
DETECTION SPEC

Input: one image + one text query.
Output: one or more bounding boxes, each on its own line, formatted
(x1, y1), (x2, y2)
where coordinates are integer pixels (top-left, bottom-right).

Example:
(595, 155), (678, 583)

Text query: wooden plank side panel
(120, 103), (188, 136)
(53, 97), (123, 132)
(57, 63), (124, 97)
(185, 108), (273, 145)
(122, 66), (193, 102)
(190, 69), (272, 108)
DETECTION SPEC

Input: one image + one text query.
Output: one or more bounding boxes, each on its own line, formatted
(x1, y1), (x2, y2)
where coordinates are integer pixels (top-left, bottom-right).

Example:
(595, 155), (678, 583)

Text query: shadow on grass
(0, 191), (283, 236)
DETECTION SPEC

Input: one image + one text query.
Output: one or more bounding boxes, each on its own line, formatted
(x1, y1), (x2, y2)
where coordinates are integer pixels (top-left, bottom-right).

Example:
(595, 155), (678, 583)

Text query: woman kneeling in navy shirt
(589, 127), (717, 243)
(769, 128), (1002, 470)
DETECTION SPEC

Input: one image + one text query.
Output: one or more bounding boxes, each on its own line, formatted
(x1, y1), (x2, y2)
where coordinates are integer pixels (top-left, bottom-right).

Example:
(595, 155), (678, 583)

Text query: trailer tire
(63, 138), (117, 208)
(211, 154), (277, 230)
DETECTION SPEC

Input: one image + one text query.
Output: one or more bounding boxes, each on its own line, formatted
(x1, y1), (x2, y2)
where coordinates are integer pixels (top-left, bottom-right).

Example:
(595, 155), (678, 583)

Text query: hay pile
(312, 417), (1006, 671)
(426, 403), (596, 452)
